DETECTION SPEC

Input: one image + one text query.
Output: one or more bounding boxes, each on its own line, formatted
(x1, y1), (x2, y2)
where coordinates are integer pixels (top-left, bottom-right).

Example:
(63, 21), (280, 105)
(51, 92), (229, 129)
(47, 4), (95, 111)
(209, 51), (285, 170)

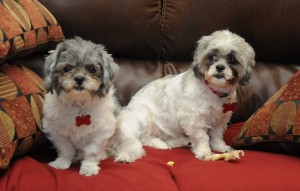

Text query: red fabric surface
(224, 122), (244, 146)
(169, 149), (300, 191)
(0, 154), (178, 191)
(1, 123), (300, 191)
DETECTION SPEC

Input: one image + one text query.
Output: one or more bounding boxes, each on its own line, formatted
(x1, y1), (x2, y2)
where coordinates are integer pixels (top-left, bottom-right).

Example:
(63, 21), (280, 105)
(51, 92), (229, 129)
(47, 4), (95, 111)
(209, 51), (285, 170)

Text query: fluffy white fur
(113, 30), (255, 162)
(42, 37), (119, 176)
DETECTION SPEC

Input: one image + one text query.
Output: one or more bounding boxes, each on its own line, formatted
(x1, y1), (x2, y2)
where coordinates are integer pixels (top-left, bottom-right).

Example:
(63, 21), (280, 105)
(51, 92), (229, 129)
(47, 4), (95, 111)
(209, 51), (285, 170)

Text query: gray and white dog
(113, 30), (255, 163)
(42, 37), (119, 176)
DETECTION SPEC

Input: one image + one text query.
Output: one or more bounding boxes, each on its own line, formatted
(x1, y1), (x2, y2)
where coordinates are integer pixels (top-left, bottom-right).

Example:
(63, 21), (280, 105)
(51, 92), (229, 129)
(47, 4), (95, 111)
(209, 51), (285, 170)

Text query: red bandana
(76, 115), (91, 127)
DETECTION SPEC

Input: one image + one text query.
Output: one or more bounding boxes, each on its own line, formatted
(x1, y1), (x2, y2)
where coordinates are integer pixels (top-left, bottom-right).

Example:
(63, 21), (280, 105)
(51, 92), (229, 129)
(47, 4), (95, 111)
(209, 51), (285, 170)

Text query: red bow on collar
(223, 102), (236, 113)
(76, 115), (91, 127)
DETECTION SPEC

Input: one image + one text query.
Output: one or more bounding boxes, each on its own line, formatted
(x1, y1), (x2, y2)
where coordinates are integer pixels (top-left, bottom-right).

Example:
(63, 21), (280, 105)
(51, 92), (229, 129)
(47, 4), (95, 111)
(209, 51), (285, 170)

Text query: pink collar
(204, 80), (236, 113)
(204, 80), (229, 98)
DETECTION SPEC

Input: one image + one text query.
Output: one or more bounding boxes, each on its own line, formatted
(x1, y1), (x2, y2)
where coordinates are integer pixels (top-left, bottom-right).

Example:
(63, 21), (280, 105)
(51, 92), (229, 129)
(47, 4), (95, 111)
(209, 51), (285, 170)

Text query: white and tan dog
(42, 37), (119, 176)
(113, 30), (255, 162)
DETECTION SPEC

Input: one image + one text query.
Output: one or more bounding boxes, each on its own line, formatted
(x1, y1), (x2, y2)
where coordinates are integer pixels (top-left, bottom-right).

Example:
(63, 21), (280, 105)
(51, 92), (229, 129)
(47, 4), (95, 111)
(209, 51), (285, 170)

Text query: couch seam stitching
(160, 0), (166, 76)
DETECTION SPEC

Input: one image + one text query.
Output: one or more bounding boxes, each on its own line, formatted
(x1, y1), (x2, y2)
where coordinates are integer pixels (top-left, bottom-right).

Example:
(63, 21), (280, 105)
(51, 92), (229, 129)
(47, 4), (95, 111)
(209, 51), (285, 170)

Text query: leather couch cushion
(39, 0), (300, 63)
(114, 58), (163, 105)
(39, 0), (162, 60)
(160, 0), (300, 63)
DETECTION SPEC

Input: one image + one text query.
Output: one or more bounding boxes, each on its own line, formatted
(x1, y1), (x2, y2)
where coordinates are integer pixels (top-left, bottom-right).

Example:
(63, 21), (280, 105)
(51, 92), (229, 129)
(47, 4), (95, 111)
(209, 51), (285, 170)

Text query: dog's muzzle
(214, 65), (225, 79)
(74, 76), (85, 90)
(216, 65), (225, 72)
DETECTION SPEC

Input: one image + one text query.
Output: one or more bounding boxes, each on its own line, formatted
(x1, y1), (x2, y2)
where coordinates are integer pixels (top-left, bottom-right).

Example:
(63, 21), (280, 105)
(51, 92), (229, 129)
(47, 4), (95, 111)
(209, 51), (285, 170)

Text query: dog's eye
(228, 56), (237, 65)
(208, 55), (217, 62)
(86, 65), (97, 74)
(63, 65), (72, 73)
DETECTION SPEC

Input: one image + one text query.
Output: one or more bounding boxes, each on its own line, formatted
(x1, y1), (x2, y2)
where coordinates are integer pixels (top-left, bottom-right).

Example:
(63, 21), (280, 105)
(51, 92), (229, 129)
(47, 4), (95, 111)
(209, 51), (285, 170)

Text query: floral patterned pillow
(0, 0), (64, 64)
(0, 63), (46, 169)
(233, 71), (300, 155)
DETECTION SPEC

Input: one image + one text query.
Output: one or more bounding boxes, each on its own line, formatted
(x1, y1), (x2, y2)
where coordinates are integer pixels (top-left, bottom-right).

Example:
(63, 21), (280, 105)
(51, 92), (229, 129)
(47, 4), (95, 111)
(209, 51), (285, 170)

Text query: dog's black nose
(74, 76), (85, 85)
(216, 65), (225, 72)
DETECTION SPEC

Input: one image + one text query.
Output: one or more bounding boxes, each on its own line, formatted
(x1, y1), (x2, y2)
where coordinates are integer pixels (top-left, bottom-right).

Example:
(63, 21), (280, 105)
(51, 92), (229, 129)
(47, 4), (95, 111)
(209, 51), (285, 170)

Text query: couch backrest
(161, 0), (300, 63)
(40, 0), (300, 63)
(39, 0), (161, 60)
(39, 0), (300, 122)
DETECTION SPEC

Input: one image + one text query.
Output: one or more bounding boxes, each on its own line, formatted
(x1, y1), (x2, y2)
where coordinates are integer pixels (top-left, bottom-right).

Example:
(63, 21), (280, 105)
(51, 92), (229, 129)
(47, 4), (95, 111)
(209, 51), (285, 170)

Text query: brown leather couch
(1, 1), (300, 191)
(36, 0), (300, 122)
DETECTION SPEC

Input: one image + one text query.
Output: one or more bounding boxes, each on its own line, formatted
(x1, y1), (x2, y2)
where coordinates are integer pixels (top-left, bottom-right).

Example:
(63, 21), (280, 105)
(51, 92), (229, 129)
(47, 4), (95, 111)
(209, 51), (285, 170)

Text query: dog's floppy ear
(192, 35), (211, 79)
(239, 43), (255, 86)
(97, 45), (119, 97)
(44, 42), (66, 93)
(194, 35), (211, 61)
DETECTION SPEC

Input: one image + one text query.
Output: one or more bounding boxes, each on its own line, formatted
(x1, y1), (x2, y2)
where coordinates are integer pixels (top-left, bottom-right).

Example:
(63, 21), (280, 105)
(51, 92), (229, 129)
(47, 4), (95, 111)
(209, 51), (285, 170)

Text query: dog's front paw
(49, 157), (71, 169)
(79, 163), (100, 176)
(193, 148), (213, 160)
(212, 144), (233, 153)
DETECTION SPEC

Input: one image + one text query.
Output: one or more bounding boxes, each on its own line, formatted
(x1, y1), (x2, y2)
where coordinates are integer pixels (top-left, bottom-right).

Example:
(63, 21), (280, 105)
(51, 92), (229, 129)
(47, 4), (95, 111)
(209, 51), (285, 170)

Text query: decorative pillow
(232, 71), (300, 155)
(0, 64), (46, 169)
(0, 0), (64, 63)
